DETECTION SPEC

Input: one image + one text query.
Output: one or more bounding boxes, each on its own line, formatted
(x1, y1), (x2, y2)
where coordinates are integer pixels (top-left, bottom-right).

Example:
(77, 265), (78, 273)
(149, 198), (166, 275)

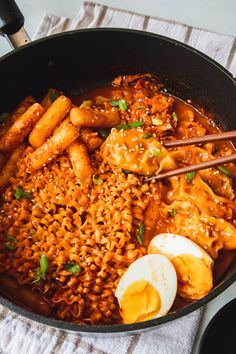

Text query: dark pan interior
(1, 28), (236, 335)
(1, 28), (236, 129)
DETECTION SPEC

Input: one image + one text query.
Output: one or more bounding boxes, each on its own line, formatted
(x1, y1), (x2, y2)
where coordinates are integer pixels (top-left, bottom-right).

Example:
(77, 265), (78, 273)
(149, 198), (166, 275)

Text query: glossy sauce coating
(74, 86), (236, 311)
(1, 81), (236, 318)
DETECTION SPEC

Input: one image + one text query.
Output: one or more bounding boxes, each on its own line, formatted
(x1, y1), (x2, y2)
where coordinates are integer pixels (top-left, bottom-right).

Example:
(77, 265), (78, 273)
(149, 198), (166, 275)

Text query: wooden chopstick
(145, 153), (236, 181)
(163, 130), (236, 148)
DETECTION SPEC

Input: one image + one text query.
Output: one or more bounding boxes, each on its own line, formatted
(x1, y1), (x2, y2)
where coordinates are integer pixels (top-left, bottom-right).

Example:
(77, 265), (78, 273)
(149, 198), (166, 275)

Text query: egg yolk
(120, 279), (161, 324)
(172, 254), (213, 300)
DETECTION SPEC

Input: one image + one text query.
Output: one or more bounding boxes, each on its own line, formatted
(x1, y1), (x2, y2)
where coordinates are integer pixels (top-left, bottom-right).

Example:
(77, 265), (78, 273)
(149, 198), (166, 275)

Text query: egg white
(115, 254), (177, 319)
(148, 233), (213, 269)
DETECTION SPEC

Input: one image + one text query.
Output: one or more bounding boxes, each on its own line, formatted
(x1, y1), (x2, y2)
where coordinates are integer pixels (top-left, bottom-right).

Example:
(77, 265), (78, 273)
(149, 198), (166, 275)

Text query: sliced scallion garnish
(152, 118), (163, 126)
(149, 146), (161, 157)
(4, 243), (16, 251)
(129, 121), (145, 128)
(142, 133), (153, 139)
(186, 171), (196, 182)
(109, 99), (127, 111)
(217, 166), (233, 178)
(92, 174), (103, 186)
(137, 221), (146, 245)
(115, 121), (145, 131)
(172, 112), (178, 122)
(14, 187), (33, 200)
(33, 254), (48, 283)
(98, 128), (110, 139)
(167, 208), (177, 218)
(5, 234), (17, 243)
(63, 263), (81, 273)
(79, 100), (92, 108)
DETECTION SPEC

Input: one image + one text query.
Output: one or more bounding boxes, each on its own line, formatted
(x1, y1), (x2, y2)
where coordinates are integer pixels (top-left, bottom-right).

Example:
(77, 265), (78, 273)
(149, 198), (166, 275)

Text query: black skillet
(0, 0), (236, 336)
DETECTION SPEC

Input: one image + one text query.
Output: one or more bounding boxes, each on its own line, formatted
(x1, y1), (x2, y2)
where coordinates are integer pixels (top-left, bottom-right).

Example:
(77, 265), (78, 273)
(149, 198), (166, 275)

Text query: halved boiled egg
(148, 233), (214, 300)
(115, 254), (177, 324)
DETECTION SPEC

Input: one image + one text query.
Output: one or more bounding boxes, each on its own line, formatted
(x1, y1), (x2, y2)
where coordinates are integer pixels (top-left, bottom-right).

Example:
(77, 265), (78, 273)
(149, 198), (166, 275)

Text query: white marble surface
(1, 1), (236, 353)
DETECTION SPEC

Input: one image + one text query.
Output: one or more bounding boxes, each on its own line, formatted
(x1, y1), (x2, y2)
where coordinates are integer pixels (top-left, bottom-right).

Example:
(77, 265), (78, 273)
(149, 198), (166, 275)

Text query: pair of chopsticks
(146, 130), (236, 181)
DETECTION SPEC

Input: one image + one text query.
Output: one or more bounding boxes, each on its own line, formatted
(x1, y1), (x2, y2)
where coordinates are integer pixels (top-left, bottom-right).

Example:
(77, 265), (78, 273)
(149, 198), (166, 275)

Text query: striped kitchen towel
(35, 1), (236, 76)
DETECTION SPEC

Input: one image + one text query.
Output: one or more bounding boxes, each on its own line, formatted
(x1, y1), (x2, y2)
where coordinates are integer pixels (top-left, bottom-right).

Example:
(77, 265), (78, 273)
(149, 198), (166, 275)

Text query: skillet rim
(0, 27), (236, 334)
(0, 27), (235, 81)
(1, 271), (236, 334)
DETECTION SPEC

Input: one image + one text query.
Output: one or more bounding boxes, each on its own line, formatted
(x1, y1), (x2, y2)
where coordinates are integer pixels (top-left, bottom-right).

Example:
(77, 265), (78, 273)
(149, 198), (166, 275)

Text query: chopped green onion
(167, 208), (177, 218)
(109, 100), (120, 107)
(109, 99), (127, 111)
(172, 112), (178, 122)
(92, 174), (103, 186)
(63, 263), (81, 273)
(33, 254), (48, 283)
(79, 100), (92, 108)
(98, 128), (110, 139)
(30, 229), (36, 236)
(152, 118), (163, 126)
(217, 166), (233, 178)
(149, 146), (161, 157)
(0, 112), (10, 123)
(142, 133), (153, 139)
(4, 234), (17, 251)
(96, 96), (108, 105)
(4, 243), (16, 251)
(49, 92), (60, 103)
(129, 121), (145, 128)
(136, 105), (145, 109)
(123, 170), (130, 174)
(33, 271), (42, 284)
(115, 124), (131, 130)
(137, 221), (146, 245)
(40, 254), (48, 274)
(5, 234), (17, 243)
(186, 171), (196, 182)
(115, 121), (145, 130)
(14, 187), (33, 200)
(119, 99), (127, 111)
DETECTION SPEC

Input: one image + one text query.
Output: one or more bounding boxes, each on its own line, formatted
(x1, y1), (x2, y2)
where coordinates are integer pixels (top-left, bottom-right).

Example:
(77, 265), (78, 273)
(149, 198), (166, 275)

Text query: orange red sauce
(1, 82), (235, 318)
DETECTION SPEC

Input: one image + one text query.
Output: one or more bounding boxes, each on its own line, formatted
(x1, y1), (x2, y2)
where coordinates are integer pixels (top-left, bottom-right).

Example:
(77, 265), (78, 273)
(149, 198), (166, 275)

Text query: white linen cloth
(34, 1), (236, 76)
(1, 1), (235, 353)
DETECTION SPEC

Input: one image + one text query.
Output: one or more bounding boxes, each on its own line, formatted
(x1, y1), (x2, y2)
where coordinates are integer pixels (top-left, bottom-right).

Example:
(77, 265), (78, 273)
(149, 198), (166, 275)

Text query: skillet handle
(0, 0), (30, 49)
